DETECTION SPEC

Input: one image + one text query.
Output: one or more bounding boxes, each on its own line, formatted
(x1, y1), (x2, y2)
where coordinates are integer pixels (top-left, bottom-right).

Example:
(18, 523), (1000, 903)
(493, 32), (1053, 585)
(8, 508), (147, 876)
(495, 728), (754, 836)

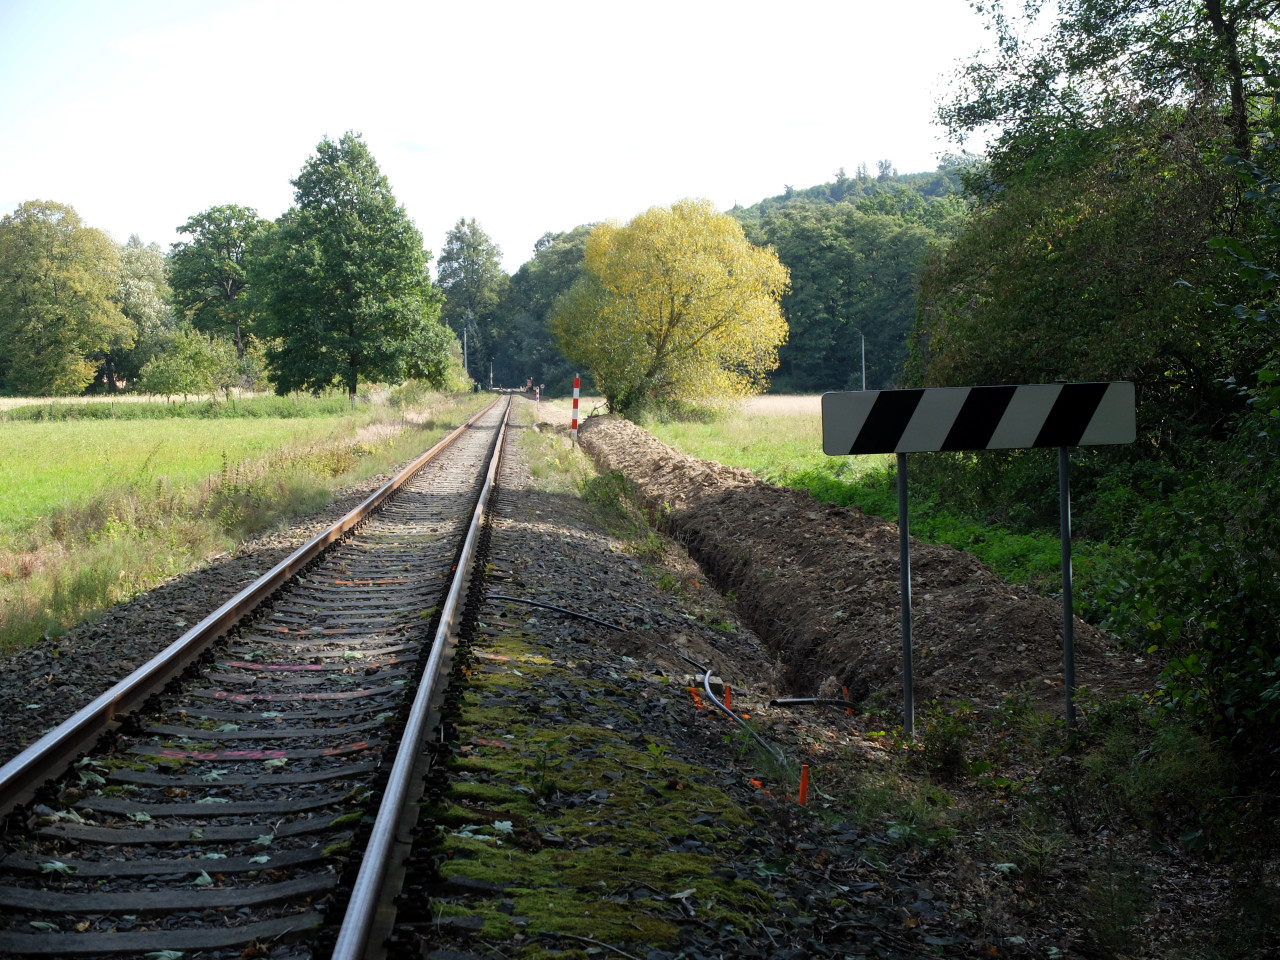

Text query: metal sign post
(1059, 446), (1076, 729)
(821, 382), (1135, 734)
(897, 452), (914, 737)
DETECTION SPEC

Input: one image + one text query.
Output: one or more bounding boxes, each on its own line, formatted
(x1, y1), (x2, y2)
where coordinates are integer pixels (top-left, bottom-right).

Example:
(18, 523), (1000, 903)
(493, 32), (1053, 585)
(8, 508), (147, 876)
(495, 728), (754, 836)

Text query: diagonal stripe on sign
(848, 390), (924, 454)
(822, 382), (1135, 455)
(1035, 382), (1112, 447)
(942, 385), (1018, 451)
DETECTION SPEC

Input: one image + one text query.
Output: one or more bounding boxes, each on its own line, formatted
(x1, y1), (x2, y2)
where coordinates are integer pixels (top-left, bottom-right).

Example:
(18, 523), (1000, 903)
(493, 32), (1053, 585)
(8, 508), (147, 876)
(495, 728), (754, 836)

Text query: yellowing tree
(552, 198), (788, 415)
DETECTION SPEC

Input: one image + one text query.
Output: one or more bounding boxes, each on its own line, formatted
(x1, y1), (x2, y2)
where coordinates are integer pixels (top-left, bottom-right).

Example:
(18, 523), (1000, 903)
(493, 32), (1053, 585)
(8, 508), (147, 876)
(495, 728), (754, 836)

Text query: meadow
(1, 417), (368, 531)
(0, 389), (490, 652)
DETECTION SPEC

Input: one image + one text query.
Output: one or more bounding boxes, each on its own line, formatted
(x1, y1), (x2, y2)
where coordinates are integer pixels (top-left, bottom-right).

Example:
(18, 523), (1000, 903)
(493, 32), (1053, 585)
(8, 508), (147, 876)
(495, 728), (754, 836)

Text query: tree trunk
(1204, 0), (1251, 158)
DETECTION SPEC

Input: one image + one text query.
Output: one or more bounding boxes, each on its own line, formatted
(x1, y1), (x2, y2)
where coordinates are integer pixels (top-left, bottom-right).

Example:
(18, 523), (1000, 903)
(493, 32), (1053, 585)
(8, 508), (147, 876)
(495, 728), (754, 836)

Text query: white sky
(0, 0), (991, 273)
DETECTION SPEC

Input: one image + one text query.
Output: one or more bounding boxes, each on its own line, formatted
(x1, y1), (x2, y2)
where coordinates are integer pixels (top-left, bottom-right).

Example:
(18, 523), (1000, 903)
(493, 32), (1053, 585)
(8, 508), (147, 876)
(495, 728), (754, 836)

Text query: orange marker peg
(843, 686), (853, 716)
(798, 764), (810, 806)
(724, 685), (732, 709)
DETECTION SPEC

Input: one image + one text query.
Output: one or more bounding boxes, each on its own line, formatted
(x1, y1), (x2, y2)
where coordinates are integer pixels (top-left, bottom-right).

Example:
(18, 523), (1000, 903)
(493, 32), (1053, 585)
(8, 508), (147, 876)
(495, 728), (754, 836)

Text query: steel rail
(0, 398), (498, 816)
(331, 396), (511, 960)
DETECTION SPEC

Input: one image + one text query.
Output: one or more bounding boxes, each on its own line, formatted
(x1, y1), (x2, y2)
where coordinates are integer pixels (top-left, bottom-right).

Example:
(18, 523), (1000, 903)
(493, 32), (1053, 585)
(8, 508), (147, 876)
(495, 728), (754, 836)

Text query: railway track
(0, 395), (513, 960)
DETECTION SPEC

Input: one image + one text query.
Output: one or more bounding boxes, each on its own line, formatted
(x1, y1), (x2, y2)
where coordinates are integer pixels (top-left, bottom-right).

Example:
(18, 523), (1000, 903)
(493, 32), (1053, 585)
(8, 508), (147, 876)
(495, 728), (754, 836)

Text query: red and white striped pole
(571, 374), (580, 441)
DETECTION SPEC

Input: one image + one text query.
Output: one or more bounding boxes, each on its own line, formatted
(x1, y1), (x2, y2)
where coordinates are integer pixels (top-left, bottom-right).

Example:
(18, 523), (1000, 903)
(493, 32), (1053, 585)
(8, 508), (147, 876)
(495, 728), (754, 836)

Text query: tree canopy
(437, 218), (507, 330)
(913, 118), (1251, 447)
(436, 217), (508, 383)
(250, 132), (448, 398)
(553, 199), (789, 416)
(489, 226), (592, 395)
(0, 201), (132, 395)
(168, 204), (270, 357)
(939, 0), (1280, 184)
(754, 205), (938, 392)
(96, 235), (174, 392)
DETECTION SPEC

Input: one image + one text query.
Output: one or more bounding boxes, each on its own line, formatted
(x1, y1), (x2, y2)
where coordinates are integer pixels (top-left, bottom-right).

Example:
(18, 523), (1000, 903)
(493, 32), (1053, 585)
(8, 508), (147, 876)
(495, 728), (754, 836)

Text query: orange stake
(798, 764), (810, 806)
(724, 685), (732, 709)
(843, 686), (853, 716)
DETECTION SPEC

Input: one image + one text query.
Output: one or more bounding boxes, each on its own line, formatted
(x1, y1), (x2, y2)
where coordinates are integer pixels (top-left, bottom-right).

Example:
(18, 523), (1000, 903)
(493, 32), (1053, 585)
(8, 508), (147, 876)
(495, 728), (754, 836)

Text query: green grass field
(0, 417), (368, 533)
(0, 390), (489, 652)
(642, 395), (890, 492)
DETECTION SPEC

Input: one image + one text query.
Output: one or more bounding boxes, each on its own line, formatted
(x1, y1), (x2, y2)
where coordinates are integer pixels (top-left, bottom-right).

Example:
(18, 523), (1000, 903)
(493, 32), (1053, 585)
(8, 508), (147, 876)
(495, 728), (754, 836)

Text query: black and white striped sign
(822, 382), (1135, 456)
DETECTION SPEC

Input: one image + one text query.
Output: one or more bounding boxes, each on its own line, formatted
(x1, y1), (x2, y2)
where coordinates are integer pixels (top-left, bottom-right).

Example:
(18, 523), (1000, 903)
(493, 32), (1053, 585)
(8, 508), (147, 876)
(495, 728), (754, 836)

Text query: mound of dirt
(579, 414), (1154, 714)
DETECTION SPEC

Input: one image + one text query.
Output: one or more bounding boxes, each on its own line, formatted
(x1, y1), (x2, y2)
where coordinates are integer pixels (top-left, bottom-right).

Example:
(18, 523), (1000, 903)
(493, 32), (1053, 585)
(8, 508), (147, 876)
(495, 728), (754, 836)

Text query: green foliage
(251, 131), (449, 397)
(758, 205), (938, 392)
(96, 235), (176, 392)
(167, 204), (270, 357)
(1078, 704), (1230, 835)
(1104, 454), (1280, 740)
(136, 326), (230, 400)
(436, 217), (509, 383)
(909, 701), (980, 779)
(938, 0), (1280, 182)
(727, 168), (966, 395)
(0, 201), (133, 395)
(489, 227), (593, 396)
(913, 113), (1255, 452)
(730, 164), (965, 231)
(1101, 133), (1280, 746)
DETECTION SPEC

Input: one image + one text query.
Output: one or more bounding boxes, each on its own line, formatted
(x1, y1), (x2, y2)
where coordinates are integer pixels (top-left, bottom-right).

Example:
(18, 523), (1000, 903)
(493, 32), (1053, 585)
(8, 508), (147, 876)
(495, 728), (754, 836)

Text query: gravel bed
(2, 396), (1206, 958)
(0, 474), (397, 768)
(407, 402), (980, 959)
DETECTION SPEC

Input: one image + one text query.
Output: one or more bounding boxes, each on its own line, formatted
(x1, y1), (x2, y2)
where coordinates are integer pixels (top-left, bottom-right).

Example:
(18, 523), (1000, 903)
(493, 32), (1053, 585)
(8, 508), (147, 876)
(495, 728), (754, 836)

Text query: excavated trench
(577, 414), (1154, 714)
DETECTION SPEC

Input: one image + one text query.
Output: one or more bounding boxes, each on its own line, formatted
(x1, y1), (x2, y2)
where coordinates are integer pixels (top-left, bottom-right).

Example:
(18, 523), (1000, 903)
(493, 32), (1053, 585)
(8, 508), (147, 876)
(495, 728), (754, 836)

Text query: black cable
(664, 647), (787, 767)
(484, 593), (624, 631)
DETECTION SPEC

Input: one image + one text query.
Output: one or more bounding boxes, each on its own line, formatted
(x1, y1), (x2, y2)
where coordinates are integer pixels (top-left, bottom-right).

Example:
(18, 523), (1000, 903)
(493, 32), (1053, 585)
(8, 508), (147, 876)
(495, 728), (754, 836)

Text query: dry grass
(0, 390), (270, 411)
(741, 394), (824, 416)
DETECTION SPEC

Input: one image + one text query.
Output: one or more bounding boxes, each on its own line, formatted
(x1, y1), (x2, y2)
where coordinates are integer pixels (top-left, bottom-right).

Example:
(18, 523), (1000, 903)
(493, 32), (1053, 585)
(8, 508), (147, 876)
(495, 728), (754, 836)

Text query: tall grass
(0, 393), (365, 421)
(0, 390), (490, 654)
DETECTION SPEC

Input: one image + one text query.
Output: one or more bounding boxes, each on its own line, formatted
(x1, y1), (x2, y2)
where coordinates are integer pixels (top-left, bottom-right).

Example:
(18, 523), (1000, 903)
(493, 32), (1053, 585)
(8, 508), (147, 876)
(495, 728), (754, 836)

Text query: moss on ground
(423, 630), (778, 952)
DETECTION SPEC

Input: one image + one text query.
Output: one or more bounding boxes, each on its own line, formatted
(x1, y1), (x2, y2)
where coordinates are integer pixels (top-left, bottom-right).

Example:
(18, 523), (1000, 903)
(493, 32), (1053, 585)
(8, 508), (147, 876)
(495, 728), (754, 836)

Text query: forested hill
(728, 165), (968, 393)
(456, 167), (968, 399)
(730, 163), (965, 229)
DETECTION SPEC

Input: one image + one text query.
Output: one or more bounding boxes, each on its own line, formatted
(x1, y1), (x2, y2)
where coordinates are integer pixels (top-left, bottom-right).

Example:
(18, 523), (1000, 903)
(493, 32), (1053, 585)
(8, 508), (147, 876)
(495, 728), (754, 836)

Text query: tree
(0, 201), (132, 395)
(436, 217), (508, 355)
(552, 199), (789, 416)
(758, 205), (937, 392)
(436, 217), (508, 384)
(95, 235), (175, 392)
(911, 116), (1251, 448)
(939, 0), (1280, 183)
(491, 226), (592, 393)
(250, 132), (448, 398)
(137, 326), (221, 400)
(168, 204), (270, 357)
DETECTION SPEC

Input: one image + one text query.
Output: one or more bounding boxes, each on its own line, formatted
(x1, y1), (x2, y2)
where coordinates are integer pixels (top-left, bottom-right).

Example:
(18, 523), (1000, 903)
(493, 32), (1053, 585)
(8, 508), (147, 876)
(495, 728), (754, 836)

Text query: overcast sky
(0, 0), (991, 273)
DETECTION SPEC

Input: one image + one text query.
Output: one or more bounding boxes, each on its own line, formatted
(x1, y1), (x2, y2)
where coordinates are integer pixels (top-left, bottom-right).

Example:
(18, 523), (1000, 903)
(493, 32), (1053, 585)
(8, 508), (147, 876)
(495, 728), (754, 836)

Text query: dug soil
(418, 400), (1267, 960)
(577, 414), (1155, 715)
